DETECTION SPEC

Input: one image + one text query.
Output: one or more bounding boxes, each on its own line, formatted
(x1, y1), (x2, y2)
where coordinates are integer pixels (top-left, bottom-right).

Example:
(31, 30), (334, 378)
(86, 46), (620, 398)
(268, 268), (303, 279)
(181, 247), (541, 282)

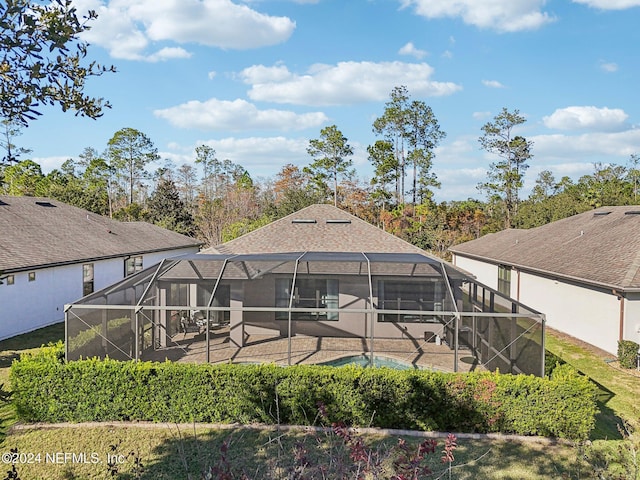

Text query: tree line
(1, 94), (639, 257)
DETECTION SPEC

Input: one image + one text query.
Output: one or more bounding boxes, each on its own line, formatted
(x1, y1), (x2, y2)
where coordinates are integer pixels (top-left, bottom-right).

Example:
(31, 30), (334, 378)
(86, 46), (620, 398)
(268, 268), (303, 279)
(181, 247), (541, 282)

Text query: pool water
(319, 355), (419, 370)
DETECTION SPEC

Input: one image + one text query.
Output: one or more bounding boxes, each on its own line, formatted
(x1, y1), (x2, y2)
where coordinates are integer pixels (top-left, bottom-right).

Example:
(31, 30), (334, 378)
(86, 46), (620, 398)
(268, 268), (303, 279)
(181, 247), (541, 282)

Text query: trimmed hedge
(618, 340), (640, 369)
(10, 345), (598, 440)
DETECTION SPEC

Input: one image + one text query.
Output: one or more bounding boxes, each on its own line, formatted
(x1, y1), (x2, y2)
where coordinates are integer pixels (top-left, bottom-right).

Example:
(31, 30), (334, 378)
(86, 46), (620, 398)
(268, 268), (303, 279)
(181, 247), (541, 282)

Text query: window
(82, 264), (94, 297)
(378, 280), (442, 323)
(125, 256), (143, 276)
(28, 272), (36, 282)
(498, 265), (511, 296)
(275, 277), (338, 321)
(196, 283), (230, 324)
(4, 275), (14, 286)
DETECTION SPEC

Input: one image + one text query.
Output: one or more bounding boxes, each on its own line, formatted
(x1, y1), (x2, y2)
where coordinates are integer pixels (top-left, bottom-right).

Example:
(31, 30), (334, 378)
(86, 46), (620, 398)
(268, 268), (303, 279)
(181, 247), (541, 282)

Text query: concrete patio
(142, 326), (482, 372)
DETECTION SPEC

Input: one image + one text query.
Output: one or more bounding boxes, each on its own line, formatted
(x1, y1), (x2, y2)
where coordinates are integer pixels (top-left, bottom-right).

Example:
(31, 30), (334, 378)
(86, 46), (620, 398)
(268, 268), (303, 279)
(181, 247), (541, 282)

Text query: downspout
(613, 289), (625, 342)
(516, 269), (521, 302)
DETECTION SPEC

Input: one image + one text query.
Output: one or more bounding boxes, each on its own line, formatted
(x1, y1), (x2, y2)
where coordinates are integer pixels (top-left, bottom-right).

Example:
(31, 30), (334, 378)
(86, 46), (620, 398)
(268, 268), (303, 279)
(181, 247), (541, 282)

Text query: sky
(18, 0), (640, 202)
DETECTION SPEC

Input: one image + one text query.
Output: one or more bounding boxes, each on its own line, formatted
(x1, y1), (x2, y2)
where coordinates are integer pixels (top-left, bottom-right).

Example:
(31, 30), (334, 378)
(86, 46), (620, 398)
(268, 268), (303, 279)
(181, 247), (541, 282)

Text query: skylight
(326, 219), (351, 224)
(291, 219), (317, 224)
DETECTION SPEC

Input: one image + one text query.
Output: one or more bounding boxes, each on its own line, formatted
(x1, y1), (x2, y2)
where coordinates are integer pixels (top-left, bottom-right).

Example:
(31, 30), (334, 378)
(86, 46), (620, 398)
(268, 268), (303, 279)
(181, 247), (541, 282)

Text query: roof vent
(35, 201), (56, 208)
(593, 211), (611, 216)
(624, 211), (640, 215)
(326, 219), (351, 224)
(292, 219), (317, 224)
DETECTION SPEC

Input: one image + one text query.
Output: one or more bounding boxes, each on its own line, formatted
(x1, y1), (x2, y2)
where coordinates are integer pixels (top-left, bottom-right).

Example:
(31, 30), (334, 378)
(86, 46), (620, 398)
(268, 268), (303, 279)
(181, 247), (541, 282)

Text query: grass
(545, 332), (640, 439)
(0, 323), (637, 479)
(2, 425), (593, 480)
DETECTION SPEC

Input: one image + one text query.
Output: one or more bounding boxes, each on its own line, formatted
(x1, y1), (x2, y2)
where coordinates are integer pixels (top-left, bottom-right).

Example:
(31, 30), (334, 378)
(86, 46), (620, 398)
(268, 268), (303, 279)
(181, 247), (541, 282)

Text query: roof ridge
(621, 246), (640, 287)
(214, 203), (335, 249)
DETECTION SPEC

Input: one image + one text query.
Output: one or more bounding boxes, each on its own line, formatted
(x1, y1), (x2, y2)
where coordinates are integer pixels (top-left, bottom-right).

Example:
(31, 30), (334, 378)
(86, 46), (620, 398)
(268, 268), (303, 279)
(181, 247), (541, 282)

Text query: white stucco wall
(623, 293), (640, 347)
(452, 255), (500, 292)
(517, 271), (620, 355)
(0, 246), (199, 341)
(452, 253), (623, 355)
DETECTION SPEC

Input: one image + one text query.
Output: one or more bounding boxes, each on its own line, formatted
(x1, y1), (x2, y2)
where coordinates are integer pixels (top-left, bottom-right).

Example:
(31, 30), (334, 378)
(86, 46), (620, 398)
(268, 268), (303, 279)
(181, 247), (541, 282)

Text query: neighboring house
(67, 204), (545, 375)
(449, 206), (640, 355)
(0, 196), (202, 340)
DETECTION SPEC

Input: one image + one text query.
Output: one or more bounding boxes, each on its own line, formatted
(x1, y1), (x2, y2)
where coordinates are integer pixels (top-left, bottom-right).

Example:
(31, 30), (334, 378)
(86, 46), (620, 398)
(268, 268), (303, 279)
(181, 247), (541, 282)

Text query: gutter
(450, 250), (640, 294)
(2, 244), (202, 274)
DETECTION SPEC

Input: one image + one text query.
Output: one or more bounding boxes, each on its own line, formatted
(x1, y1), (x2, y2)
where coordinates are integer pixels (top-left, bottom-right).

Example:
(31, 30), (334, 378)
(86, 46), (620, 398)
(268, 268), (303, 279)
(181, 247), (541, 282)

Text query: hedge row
(618, 340), (640, 369)
(11, 344), (598, 440)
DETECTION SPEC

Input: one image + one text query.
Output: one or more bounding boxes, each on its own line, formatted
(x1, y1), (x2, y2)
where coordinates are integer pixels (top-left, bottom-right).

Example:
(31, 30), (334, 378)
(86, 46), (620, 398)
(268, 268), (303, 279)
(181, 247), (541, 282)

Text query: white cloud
(197, 136), (310, 170)
(399, 0), (555, 32)
(482, 79), (505, 88)
(398, 42), (428, 59)
(73, 0), (295, 60)
(543, 106), (629, 132)
(146, 47), (192, 62)
(32, 156), (70, 174)
(240, 61), (462, 106)
(472, 111), (492, 120)
(600, 61), (619, 73)
(572, 0), (640, 9)
(208, 71), (217, 80)
(154, 98), (328, 131)
(532, 129), (640, 159)
(239, 64), (293, 84)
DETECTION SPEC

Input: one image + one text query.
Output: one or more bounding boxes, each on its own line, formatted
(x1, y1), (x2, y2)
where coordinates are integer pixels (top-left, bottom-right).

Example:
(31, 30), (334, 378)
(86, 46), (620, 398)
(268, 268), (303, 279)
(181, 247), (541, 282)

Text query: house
(449, 206), (640, 355)
(66, 204), (545, 375)
(0, 196), (202, 340)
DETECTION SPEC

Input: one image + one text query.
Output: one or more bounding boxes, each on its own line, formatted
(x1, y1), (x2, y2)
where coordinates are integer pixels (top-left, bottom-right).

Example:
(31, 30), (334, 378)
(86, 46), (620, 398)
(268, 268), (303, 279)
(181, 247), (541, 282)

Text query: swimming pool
(318, 355), (419, 370)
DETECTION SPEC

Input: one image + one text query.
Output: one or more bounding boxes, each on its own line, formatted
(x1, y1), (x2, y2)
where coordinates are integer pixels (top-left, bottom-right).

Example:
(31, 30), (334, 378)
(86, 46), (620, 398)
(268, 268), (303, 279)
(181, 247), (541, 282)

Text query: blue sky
(20, 0), (640, 202)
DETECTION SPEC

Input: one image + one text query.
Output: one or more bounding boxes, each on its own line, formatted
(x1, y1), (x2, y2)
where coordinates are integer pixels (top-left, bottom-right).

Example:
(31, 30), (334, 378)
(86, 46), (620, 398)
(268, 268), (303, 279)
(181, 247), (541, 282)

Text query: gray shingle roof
(0, 196), (202, 272)
(202, 204), (431, 256)
(449, 206), (640, 290)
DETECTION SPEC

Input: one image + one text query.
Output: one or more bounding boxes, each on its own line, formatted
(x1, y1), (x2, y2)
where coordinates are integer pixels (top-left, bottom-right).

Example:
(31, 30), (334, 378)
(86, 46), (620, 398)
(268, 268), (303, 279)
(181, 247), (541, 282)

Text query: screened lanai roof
(73, 249), (539, 319)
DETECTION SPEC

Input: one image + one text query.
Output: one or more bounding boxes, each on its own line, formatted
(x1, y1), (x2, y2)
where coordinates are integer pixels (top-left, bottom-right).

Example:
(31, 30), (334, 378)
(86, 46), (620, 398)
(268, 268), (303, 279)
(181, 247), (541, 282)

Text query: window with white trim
(83, 264), (94, 297)
(125, 256), (143, 276)
(498, 265), (511, 296)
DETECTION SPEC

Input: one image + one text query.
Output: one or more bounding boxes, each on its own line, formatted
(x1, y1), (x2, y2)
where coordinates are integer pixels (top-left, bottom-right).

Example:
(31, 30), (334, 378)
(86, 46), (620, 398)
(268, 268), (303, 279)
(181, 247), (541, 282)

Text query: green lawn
(0, 323), (637, 479)
(545, 333), (640, 439)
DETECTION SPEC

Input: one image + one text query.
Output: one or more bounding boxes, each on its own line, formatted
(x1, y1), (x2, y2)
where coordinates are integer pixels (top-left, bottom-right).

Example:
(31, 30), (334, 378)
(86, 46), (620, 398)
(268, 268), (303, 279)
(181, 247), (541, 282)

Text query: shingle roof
(0, 196), (202, 272)
(449, 206), (640, 290)
(202, 204), (430, 256)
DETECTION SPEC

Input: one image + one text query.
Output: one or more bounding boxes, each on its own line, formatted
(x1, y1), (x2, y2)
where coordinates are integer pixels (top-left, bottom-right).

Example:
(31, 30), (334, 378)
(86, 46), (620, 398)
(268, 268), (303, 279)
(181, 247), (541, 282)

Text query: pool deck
(143, 327), (482, 372)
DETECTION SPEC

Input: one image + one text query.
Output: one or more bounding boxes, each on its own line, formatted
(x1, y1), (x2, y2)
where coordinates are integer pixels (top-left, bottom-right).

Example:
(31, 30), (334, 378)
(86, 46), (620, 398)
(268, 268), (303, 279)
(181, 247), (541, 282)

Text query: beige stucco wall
(234, 275), (445, 344)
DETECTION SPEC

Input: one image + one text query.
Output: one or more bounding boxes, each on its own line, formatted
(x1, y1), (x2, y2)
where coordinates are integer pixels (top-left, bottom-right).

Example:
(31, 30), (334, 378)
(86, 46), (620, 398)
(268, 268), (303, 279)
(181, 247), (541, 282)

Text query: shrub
(617, 340), (640, 369)
(545, 349), (565, 377)
(10, 351), (599, 440)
